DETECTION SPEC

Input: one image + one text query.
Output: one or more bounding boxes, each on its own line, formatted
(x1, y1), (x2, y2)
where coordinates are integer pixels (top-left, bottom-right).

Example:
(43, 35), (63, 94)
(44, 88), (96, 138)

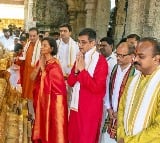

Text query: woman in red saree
(31, 37), (68, 143)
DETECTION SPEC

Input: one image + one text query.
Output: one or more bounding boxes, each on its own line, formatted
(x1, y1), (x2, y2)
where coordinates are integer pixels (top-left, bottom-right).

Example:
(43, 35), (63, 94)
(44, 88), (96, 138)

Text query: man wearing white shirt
(56, 23), (79, 77)
(99, 37), (117, 143)
(103, 42), (137, 143)
(0, 29), (14, 51)
(56, 23), (79, 106)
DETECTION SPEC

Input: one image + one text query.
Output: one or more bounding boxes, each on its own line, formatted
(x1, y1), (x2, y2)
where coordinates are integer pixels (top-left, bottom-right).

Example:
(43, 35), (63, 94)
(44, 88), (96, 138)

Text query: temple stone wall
(114, 0), (160, 45)
(114, 0), (126, 45)
(23, 0), (160, 41)
(24, 0), (110, 39)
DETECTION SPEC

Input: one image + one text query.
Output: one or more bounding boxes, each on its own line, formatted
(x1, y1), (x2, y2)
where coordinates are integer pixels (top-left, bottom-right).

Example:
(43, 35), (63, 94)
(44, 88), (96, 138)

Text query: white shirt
(0, 35), (14, 51)
(104, 52), (117, 106)
(105, 64), (131, 112)
(57, 37), (79, 75)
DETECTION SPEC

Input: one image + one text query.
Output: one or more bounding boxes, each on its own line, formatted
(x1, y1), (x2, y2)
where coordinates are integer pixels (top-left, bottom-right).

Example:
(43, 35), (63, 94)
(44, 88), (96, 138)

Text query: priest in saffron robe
(21, 27), (41, 99)
(67, 28), (108, 143)
(117, 37), (160, 143)
(31, 37), (68, 143)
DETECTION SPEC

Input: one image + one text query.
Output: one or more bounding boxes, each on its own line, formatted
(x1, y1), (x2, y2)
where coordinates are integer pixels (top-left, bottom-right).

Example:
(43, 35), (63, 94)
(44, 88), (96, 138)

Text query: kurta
(22, 42), (35, 99)
(32, 58), (68, 143)
(67, 55), (108, 143)
(117, 70), (160, 143)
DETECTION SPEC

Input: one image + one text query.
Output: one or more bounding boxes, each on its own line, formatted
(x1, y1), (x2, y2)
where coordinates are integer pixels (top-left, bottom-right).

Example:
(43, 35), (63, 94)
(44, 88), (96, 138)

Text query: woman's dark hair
(41, 37), (58, 56)
(14, 43), (23, 53)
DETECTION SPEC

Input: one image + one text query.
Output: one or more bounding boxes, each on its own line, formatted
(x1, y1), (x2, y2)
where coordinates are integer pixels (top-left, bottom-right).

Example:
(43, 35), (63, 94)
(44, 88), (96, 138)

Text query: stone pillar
(75, 1), (86, 37)
(25, 0), (36, 31)
(125, 0), (145, 37)
(95, 0), (110, 39)
(143, 0), (160, 40)
(114, 0), (126, 45)
(24, 0), (28, 31)
(66, 0), (77, 38)
(85, 0), (96, 28)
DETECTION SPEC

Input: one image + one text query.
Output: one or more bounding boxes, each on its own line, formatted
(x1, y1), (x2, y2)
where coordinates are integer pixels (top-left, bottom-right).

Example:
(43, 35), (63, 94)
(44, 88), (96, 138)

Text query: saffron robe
(22, 42), (35, 99)
(117, 69), (160, 143)
(67, 55), (108, 143)
(32, 58), (68, 143)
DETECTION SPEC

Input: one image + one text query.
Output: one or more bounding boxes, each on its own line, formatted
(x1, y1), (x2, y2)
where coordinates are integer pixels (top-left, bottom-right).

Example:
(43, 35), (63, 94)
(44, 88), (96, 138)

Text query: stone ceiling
(0, 0), (24, 5)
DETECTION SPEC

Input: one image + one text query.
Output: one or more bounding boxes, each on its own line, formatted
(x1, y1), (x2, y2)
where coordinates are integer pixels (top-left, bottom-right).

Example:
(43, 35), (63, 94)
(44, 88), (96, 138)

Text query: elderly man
(117, 37), (160, 143)
(102, 42), (137, 143)
(67, 28), (108, 143)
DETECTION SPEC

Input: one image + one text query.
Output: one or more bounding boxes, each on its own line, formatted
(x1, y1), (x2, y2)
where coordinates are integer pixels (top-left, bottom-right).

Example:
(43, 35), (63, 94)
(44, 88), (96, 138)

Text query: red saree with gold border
(32, 58), (68, 143)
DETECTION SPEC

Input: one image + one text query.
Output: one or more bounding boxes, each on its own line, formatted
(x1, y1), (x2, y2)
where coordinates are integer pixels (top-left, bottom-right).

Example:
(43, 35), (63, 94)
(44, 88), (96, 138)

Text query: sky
(111, 0), (115, 9)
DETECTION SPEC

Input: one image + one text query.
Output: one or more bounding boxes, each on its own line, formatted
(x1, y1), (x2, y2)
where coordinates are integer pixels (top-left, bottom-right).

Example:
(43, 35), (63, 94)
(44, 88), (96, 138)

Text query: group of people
(0, 22), (160, 143)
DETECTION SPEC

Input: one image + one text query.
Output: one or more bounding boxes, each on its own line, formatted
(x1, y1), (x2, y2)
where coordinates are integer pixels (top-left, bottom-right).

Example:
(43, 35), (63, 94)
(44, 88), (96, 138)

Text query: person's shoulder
(98, 54), (108, 66)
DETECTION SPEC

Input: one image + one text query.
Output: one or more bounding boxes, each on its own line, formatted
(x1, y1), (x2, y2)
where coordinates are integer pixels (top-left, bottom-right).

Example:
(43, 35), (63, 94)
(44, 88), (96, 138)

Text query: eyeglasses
(78, 41), (92, 46)
(115, 53), (130, 58)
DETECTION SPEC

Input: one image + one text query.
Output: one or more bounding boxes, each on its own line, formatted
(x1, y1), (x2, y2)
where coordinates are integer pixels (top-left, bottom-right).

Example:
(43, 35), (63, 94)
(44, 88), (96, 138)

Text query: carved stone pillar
(24, 0), (28, 30)
(66, 0), (77, 37)
(114, 0), (126, 45)
(75, 0), (86, 37)
(95, 0), (110, 39)
(34, 0), (68, 32)
(85, 0), (96, 28)
(24, 0), (36, 31)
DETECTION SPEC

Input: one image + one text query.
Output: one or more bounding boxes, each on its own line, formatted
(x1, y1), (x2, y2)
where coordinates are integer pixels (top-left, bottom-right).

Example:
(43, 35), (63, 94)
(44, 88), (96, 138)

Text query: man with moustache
(67, 28), (108, 143)
(117, 37), (160, 143)
(99, 37), (117, 143)
(102, 42), (137, 143)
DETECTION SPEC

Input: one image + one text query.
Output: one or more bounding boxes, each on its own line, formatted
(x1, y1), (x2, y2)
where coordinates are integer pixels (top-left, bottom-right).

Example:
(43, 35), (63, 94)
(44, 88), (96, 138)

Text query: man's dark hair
(127, 34), (140, 41)
(20, 36), (27, 42)
(42, 37), (58, 56)
(3, 28), (9, 33)
(100, 37), (114, 46)
(128, 43), (135, 55)
(139, 37), (160, 56)
(79, 28), (96, 41)
(29, 27), (39, 34)
(59, 23), (72, 32)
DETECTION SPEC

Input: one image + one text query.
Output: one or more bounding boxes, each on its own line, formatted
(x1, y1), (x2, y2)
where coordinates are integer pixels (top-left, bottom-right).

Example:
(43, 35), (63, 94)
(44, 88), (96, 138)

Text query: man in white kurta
(99, 37), (117, 143)
(117, 37), (160, 143)
(102, 42), (137, 143)
(56, 23), (79, 77)
(56, 23), (79, 106)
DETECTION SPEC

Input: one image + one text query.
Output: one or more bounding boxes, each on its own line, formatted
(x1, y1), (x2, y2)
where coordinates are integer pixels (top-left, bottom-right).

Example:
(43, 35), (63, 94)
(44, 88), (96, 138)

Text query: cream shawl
(124, 66), (160, 135)
(22, 40), (41, 67)
(70, 47), (99, 111)
(56, 37), (79, 68)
